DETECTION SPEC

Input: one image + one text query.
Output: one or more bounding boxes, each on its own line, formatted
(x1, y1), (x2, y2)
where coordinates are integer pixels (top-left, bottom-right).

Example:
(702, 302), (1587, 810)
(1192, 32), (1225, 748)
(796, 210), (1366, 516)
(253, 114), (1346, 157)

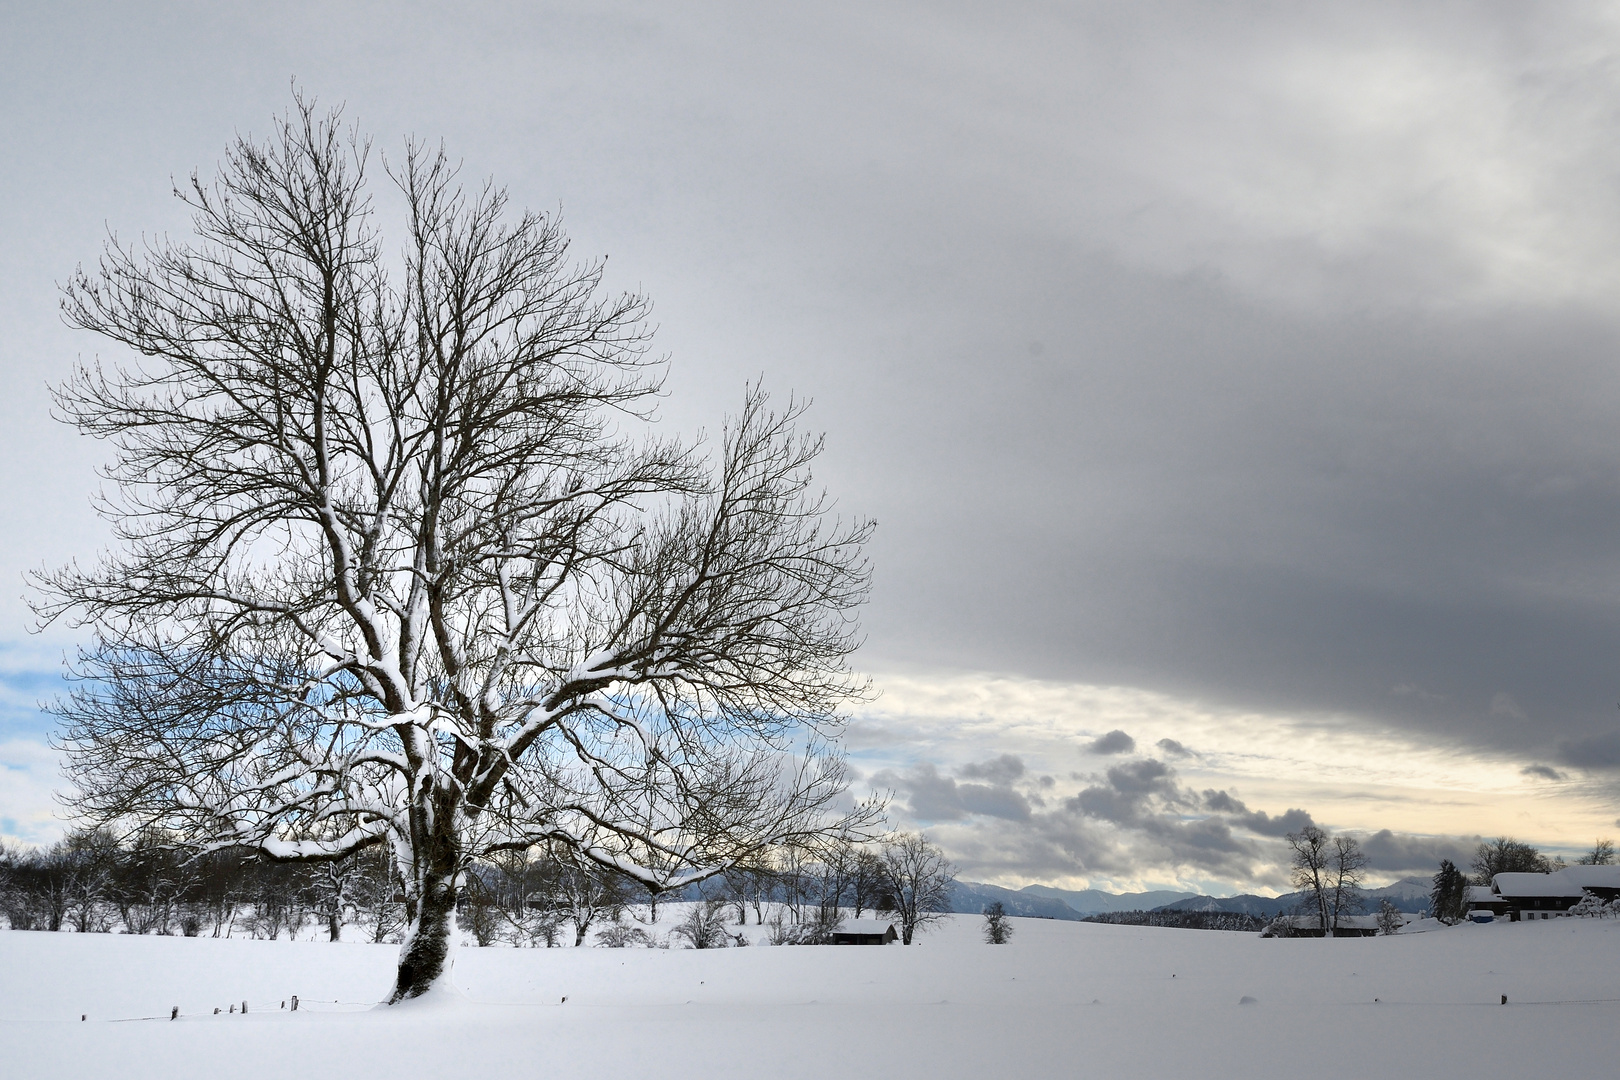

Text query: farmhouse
(831, 919), (899, 945)
(1490, 871), (1587, 920)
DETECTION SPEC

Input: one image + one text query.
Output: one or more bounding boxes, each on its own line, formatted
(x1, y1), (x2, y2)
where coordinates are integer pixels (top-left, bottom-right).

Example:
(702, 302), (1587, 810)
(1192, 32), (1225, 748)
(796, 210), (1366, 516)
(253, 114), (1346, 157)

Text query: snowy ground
(3, 912), (1617, 1079)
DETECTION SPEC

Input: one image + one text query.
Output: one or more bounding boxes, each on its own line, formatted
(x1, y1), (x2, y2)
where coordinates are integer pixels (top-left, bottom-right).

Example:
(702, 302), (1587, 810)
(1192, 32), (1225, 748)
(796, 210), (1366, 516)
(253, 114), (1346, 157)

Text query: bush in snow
(595, 922), (655, 948)
(670, 901), (733, 949)
(983, 901), (1014, 944)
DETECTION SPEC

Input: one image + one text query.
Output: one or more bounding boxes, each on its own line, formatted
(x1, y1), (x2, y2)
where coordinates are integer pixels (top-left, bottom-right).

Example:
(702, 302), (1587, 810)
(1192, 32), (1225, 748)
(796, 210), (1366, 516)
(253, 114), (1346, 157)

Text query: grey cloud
(1556, 731), (1620, 771)
(1086, 729), (1137, 755)
(874, 762), (1032, 823)
(1155, 738), (1192, 758)
(893, 755), (1295, 885)
(1240, 808), (1317, 838)
(1358, 829), (1479, 875)
(1202, 789), (1315, 837)
(1521, 764), (1566, 781)
(1105, 759), (1172, 794)
(958, 754), (1026, 785)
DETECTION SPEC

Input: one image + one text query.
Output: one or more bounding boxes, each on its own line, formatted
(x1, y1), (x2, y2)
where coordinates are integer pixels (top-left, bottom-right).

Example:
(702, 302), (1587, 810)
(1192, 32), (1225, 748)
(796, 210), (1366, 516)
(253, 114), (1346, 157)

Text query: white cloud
(0, 738), (65, 848)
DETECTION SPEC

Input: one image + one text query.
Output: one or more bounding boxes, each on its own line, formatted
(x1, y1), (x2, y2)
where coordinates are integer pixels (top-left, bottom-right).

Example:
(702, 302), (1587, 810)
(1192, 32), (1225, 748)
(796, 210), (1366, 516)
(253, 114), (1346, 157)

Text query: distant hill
(1019, 884), (1198, 915)
(1154, 877), (1434, 917)
(943, 881), (1088, 920)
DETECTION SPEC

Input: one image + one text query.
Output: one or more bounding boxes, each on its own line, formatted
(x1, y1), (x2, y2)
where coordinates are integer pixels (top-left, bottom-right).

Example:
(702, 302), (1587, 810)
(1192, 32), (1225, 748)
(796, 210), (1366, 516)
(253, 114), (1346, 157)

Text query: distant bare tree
(1578, 838), (1615, 866)
(42, 93), (879, 1000)
(551, 851), (630, 947)
(850, 848), (888, 918)
(982, 901), (1014, 944)
(1286, 825), (1331, 930)
(1471, 838), (1555, 884)
(879, 833), (955, 944)
(1376, 898), (1403, 936)
(1327, 835), (1366, 936)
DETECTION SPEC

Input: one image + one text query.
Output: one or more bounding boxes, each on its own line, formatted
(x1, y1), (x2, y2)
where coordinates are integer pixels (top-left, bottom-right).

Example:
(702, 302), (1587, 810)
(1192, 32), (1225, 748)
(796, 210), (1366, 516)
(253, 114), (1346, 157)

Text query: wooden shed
(831, 919), (899, 945)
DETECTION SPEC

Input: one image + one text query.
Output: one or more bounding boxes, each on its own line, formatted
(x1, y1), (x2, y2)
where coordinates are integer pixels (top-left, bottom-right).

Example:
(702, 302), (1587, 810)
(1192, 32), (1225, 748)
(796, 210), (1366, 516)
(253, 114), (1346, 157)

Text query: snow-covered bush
(670, 902), (733, 949)
(595, 922), (655, 948)
(1376, 899), (1404, 935)
(1568, 894), (1620, 918)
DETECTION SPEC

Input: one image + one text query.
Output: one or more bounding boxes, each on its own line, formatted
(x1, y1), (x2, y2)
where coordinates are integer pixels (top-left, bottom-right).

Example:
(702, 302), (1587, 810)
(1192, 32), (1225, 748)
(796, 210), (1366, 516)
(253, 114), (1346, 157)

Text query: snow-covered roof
(837, 919), (897, 935)
(1491, 871), (1586, 898)
(1464, 885), (1499, 903)
(1559, 865), (1620, 890)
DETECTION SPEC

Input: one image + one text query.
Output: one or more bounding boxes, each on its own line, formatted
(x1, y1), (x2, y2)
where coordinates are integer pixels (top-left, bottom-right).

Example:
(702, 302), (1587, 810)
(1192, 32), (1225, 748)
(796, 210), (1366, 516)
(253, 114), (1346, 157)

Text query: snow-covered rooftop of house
(1492, 871), (1587, 897)
(1464, 885), (1498, 902)
(838, 918), (897, 935)
(1559, 865), (1620, 890)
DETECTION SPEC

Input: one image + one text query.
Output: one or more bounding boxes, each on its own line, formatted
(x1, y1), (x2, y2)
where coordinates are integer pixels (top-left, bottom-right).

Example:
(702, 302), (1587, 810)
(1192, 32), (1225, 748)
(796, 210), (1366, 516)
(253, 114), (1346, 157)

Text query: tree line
(1083, 910), (1268, 932)
(0, 829), (956, 947)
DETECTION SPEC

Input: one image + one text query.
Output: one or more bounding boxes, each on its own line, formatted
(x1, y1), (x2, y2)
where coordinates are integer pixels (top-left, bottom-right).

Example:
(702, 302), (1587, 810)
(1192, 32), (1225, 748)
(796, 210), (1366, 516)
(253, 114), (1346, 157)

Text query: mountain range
(945, 876), (1434, 919)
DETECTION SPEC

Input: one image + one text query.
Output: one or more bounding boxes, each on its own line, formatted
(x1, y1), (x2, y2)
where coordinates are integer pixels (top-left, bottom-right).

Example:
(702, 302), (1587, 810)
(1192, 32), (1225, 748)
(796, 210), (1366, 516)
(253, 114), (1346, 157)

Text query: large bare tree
(40, 95), (877, 1000)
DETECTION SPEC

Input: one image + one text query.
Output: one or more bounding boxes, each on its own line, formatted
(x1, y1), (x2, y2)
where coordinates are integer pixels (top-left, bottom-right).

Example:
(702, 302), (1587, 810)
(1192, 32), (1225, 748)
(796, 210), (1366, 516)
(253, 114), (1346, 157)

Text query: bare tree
(550, 850), (630, 947)
(1286, 825), (1331, 931)
(1327, 834), (1366, 936)
(1471, 838), (1555, 884)
(879, 833), (955, 944)
(982, 900), (1013, 944)
(42, 94), (878, 1001)
(850, 847), (887, 918)
(1578, 838), (1615, 866)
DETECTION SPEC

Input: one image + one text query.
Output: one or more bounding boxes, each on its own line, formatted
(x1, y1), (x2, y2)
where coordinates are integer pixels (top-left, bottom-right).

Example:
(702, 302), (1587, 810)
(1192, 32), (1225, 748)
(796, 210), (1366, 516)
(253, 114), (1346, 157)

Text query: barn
(831, 919), (899, 945)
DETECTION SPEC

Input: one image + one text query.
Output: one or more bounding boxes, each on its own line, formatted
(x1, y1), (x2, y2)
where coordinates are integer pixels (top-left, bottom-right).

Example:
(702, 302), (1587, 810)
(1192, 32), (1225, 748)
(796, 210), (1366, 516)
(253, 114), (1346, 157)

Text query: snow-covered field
(3, 912), (1617, 1079)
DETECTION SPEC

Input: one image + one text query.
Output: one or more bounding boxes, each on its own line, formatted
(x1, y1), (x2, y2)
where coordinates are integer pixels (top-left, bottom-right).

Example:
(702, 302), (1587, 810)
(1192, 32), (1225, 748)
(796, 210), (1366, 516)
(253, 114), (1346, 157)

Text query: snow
(1560, 865), (1620, 891)
(1494, 871), (1587, 898)
(838, 918), (898, 935)
(3, 912), (1618, 1079)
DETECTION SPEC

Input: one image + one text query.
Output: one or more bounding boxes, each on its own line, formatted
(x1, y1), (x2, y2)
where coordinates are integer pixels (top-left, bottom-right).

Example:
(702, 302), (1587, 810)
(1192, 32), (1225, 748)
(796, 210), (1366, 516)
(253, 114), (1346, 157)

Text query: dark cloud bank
(875, 748), (1480, 888)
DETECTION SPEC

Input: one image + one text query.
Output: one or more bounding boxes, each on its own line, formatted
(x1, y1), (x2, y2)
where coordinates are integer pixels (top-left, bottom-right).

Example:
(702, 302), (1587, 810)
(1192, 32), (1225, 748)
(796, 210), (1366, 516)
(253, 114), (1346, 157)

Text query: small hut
(830, 919), (899, 945)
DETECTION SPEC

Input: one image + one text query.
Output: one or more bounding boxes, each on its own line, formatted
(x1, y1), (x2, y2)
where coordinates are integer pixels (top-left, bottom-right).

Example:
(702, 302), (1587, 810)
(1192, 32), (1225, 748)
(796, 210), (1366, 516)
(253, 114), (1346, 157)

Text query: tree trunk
(391, 870), (458, 1001)
(327, 910), (341, 942)
(390, 794), (463, 1002)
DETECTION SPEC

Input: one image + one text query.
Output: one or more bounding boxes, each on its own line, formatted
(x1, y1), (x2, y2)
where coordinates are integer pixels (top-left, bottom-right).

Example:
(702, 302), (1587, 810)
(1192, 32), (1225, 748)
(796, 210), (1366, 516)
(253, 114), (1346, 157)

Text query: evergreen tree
(1431, 859), (1469, 925)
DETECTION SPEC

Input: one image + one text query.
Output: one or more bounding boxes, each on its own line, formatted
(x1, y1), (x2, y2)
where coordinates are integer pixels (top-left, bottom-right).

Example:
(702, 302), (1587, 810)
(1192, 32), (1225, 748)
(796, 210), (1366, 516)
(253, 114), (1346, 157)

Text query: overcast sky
(4, 1), (1620, 894)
